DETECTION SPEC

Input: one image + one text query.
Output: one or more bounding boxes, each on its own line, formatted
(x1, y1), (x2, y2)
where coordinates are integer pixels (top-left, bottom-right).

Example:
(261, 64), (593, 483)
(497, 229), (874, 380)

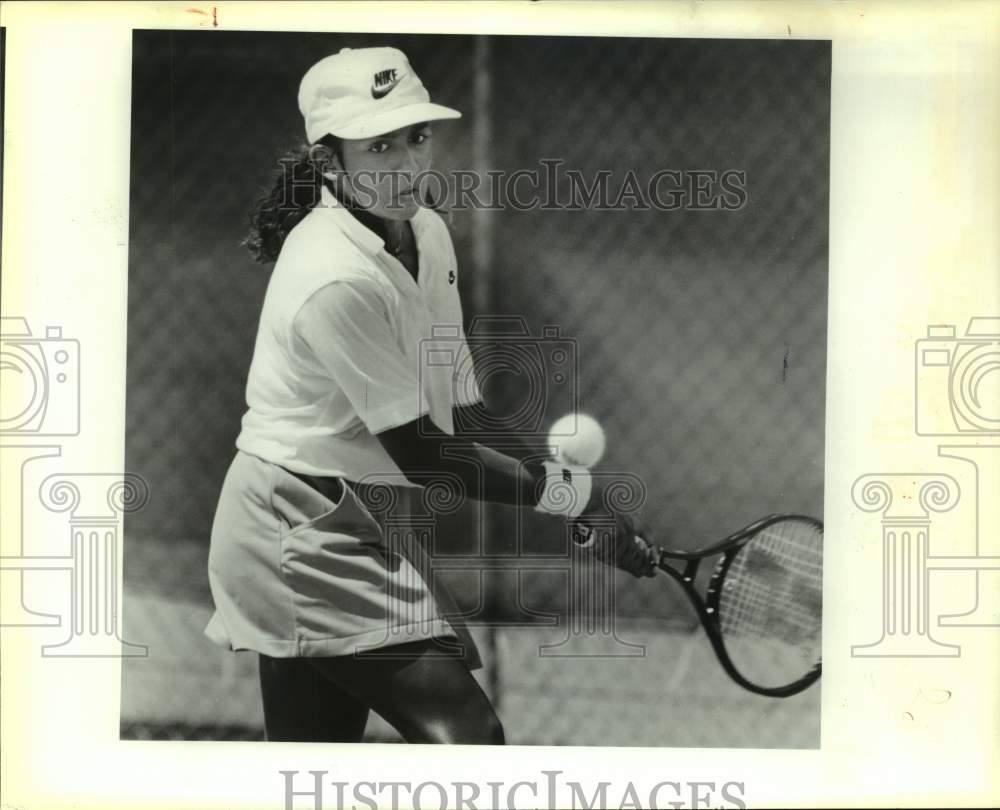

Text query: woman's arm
(376, 415), (656, 577)
(452, 401), (543, 460)
(376, 413), (545, 506)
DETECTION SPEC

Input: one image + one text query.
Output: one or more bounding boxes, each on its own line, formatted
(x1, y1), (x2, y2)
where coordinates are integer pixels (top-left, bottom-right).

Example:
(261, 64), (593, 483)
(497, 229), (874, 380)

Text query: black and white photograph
(120, 30), (829, 748)
(3, 3), (1000, 809)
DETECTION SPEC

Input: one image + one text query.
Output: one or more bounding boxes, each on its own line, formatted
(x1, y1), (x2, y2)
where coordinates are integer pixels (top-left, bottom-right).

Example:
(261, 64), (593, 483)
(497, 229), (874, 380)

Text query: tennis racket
(651, 513), (823, 697)
(576, 513), (823, 697)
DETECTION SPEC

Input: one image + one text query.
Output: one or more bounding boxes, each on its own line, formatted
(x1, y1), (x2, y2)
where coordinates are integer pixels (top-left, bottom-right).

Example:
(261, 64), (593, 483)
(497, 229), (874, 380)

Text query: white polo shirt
(235, 185), (482, 484)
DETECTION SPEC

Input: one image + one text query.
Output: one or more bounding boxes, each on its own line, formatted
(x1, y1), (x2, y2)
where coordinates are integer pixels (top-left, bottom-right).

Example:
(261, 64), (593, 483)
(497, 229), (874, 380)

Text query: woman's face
(335, 122), (434, 221)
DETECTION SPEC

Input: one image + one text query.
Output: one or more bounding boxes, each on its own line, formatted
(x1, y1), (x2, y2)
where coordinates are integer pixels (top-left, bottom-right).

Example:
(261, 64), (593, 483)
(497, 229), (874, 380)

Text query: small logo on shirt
(372, 68), (401, 99)
(448, 270), (456, 285)
(562, 469), (572, 483)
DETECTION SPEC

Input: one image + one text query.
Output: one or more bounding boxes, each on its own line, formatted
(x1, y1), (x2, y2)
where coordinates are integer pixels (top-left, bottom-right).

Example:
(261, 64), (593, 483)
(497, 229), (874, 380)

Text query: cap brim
(329, 103), (461, 140)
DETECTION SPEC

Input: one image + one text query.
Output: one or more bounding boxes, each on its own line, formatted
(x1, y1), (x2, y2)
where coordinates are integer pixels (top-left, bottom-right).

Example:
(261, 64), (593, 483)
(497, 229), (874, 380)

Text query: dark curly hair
(243, 135), (342, 264)
(244, 132), (449, 264)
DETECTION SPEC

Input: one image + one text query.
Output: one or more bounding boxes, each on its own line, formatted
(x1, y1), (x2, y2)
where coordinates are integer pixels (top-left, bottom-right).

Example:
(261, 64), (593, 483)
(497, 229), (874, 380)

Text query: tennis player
(205, 46), (657, 745)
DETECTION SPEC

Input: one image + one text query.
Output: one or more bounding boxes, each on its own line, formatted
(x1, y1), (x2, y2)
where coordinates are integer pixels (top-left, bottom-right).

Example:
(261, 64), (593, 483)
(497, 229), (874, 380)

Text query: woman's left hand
(571, 511), (659, 578)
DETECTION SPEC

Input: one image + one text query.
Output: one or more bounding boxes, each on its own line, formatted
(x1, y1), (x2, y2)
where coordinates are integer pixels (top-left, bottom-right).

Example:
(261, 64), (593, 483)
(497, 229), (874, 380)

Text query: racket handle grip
(572, 524), (662, 563)
(635, 534), (665, 568)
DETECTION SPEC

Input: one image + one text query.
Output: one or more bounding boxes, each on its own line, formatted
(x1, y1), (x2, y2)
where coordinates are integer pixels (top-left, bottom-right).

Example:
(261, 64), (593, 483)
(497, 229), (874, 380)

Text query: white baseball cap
(298, 47), (461, 142)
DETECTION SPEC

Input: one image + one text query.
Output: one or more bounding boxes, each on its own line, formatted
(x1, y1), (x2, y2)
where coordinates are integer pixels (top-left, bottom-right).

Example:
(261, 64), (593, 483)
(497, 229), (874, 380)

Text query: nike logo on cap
(371, 68), (402, 99)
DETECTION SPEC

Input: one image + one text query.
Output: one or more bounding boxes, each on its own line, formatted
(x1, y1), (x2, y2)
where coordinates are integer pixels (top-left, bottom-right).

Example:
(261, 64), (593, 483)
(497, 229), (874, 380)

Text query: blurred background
(122, 31), (829, 746)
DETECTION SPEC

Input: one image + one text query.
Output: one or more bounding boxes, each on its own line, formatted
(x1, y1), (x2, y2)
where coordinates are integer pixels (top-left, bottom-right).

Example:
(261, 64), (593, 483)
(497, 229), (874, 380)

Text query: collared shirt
(235, 185), (481, 483)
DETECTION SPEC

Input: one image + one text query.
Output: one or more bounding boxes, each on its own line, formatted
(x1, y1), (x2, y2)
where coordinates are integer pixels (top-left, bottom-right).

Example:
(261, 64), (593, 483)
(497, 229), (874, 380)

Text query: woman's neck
(330, 184), (407, 251)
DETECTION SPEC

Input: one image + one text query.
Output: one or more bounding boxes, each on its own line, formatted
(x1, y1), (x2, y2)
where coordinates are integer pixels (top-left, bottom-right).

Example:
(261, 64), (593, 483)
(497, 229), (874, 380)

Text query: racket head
(709, 515), (823, 696)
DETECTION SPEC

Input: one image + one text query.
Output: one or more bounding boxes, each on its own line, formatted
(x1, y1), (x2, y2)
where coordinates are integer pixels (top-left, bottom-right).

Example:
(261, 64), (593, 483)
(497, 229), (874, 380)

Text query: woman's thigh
(310, 640), (505, 745)
(258, 654), (369, 743)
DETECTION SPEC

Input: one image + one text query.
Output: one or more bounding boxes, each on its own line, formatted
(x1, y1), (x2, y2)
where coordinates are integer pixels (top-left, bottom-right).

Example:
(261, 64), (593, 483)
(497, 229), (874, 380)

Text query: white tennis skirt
(204, 450), (480, 668)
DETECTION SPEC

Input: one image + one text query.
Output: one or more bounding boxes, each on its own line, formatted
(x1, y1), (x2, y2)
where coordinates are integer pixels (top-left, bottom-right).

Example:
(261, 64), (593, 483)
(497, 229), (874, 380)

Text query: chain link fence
(123, 31), (828, 747)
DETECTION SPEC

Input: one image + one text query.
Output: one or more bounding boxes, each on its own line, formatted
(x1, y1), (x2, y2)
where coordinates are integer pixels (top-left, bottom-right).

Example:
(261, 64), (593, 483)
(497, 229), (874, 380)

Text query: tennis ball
(549, 413), (606, 468)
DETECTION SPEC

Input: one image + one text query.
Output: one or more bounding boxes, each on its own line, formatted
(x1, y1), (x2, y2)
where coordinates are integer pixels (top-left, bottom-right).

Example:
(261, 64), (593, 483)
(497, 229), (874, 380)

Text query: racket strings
(726, 556), (820, 630)
(718, 519), (823, 686)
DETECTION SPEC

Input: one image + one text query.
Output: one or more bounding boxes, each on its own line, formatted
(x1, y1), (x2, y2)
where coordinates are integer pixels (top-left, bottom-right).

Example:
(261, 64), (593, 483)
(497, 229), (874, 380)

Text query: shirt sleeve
(292, 280), (430, 434)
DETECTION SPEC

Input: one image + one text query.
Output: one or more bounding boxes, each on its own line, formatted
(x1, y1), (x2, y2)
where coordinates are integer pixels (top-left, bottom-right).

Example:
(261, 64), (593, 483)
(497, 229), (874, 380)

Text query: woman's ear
(308, 142), (342, 181)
